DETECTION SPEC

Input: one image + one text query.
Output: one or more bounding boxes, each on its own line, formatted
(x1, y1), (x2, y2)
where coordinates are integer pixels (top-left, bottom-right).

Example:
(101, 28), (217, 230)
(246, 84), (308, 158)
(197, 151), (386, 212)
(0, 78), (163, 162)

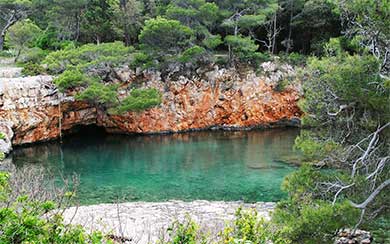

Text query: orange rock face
(0, 66), (302, 146)
(99, 78), (301, 134)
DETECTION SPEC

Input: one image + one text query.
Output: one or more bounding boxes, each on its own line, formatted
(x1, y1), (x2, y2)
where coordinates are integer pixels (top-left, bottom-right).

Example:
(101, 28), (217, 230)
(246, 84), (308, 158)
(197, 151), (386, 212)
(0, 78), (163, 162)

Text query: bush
(139, 17), (194, 58)
(35, 27), (76, 51)
(279, 52), (307, 66)
(294, 130), (339, 162)
(221, 207), (268, 244)
(0, 172), (110, 243)
(75, 82), (118, 105)
(0, 50), (13, 57)
(21, 62), (45, 76)
(225, 35), (260, 64)
(114, 88), (162, 114)
(161, 216), (206, 244)
(43, 42), (134, 74)
(269, 165), (360, 244)
(21, 47), (49, 63)
(129, 52), (155, 70)
(53, 70), (89, 91)
(178, 45), (206, 63)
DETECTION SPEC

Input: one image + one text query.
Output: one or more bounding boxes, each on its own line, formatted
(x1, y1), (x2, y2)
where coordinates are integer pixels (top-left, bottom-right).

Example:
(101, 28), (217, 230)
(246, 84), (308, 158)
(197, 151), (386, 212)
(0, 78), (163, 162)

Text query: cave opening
(62, 124), (108, 142)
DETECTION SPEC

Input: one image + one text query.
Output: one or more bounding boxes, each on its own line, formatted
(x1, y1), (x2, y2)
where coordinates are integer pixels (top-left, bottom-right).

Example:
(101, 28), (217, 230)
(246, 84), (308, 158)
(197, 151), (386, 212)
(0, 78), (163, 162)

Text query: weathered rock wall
(0, 63), (301, 148)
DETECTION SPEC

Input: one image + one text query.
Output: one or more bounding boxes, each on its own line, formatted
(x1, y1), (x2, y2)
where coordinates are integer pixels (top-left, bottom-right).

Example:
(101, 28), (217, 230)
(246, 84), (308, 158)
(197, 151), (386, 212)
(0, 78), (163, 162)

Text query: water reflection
(12, 128), (300, 204)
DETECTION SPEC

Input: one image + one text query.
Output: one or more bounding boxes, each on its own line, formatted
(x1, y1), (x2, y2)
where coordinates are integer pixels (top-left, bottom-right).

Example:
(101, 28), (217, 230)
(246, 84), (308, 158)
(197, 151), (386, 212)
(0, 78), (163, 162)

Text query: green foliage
(114, 88), (162, 114)
(202, 35), (222, 50)
(21, 62), (45, 76)
(75, 81), (118, 105)
(272, 199), (359, 244)
(294, 130), (339, 162)
(21, 47), (49, 63)
(53, 70), (89, 91)
(43, 42), (134, 74)
(270, 165), (360, 244)
(163, 216), (206, 244)
(368, 216), (390, 244)
(35, 27), (76, 51)
(0, 172), (110, 244)
(178, 45), (206, 63)
(80, 0), (117, 43)
(0, 132), (5, 140)
(279, 52), (307, 66)
(225, 35), (261, 63)
(129, 51), (155, 70)
(221, 208), (268, 244)
(0, 50), (13, 57)
(5, 19), (42, 60)
(139, 17), (194, 58)
(0, 153), (4, 161)
(301, 52), (390, 127)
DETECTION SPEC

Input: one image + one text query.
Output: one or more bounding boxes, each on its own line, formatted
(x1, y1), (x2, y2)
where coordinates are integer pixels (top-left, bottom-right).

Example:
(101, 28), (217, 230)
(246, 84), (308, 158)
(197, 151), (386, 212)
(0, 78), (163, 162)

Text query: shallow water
(11, 128), (300, 205)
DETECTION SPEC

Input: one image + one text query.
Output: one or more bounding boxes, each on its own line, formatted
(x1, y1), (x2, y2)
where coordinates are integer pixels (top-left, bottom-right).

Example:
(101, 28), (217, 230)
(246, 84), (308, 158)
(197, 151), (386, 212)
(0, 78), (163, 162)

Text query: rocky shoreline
(0, 62), (301, 154)
(63, 200), (275, 244)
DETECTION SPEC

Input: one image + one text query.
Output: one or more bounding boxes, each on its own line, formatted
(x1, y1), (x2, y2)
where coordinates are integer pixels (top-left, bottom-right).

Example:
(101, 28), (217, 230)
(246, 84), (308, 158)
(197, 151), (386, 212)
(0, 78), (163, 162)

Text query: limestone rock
(0, 65), (302, 147)
(63, 200), (276, 244)
(0, 122), (13, 154)
(335, 229), (373, 244)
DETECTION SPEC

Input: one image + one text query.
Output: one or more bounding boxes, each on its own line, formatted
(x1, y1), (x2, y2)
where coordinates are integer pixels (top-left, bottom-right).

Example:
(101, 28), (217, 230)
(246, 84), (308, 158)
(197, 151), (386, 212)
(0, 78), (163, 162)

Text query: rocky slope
(0, 62), (301, 149)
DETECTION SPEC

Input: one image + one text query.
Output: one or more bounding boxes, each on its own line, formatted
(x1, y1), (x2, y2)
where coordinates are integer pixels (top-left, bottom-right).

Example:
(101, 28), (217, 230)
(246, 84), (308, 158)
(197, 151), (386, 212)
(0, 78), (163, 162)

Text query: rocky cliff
(0, 62), (301, 149)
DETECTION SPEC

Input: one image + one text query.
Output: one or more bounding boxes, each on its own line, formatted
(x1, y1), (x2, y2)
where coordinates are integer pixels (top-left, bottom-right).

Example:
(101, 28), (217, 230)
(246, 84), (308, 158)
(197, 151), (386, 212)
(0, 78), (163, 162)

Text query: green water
(11, 128), (300, 204)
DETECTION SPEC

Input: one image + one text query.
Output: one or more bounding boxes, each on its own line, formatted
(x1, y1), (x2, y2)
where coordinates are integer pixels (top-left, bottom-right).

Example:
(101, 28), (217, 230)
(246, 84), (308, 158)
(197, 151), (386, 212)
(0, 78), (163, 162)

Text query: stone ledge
(63, 200), (275, 244)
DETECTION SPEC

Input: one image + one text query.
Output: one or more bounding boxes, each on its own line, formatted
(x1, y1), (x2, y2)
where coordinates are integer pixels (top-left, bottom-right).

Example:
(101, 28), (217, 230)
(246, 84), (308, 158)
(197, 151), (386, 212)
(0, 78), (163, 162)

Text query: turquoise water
(11, 128), (300, 205)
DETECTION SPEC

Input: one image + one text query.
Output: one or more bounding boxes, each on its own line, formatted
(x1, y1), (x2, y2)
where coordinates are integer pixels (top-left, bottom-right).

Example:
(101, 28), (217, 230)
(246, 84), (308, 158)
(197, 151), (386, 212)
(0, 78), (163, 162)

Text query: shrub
(75, 82), (118, 105)
(202, 35), (223, 50)
(225, 35), (261, 64)
(0, 172), (110, 243)
(114, 88), (162, 114)
(0, 50), (13, 57)
(221, 207), (268, 244)
(53, 70), (89, 91)
(21, 47), (49, 63)
(0, 132), (5, 140)
(0, 153), (4, 161)
(129, 52), (155, 70)
(294, 131), (339, 162)
(139, 17), (194, 58)
(35, 27), (76, 51)
(21, 62), (45, 76)
(43, 42), (134, 74)
(272, 200), (359, 244)
(269, 165), (360, 244)
(161, 216), (206, 244)
(178, 45), (206, 63)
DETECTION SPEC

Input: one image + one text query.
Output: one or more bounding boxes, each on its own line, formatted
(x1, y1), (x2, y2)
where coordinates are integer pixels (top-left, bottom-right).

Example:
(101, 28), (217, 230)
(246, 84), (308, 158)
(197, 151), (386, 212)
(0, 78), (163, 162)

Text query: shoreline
(63, 200), (275, 243)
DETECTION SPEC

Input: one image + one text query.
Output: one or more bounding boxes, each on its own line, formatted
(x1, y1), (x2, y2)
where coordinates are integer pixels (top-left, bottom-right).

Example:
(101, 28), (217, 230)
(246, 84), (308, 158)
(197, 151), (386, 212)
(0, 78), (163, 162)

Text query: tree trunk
(0, 34), (4, 51)
(120, 0), (131, 46)
(14, 49), (21, 62)
(286, 0), (293, 53)
(272, 13), (277, 54)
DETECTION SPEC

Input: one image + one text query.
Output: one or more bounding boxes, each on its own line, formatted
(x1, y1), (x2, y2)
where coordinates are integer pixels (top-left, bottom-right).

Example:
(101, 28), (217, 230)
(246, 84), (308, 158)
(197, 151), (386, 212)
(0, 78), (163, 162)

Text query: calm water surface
(11, 128), (300, 204)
